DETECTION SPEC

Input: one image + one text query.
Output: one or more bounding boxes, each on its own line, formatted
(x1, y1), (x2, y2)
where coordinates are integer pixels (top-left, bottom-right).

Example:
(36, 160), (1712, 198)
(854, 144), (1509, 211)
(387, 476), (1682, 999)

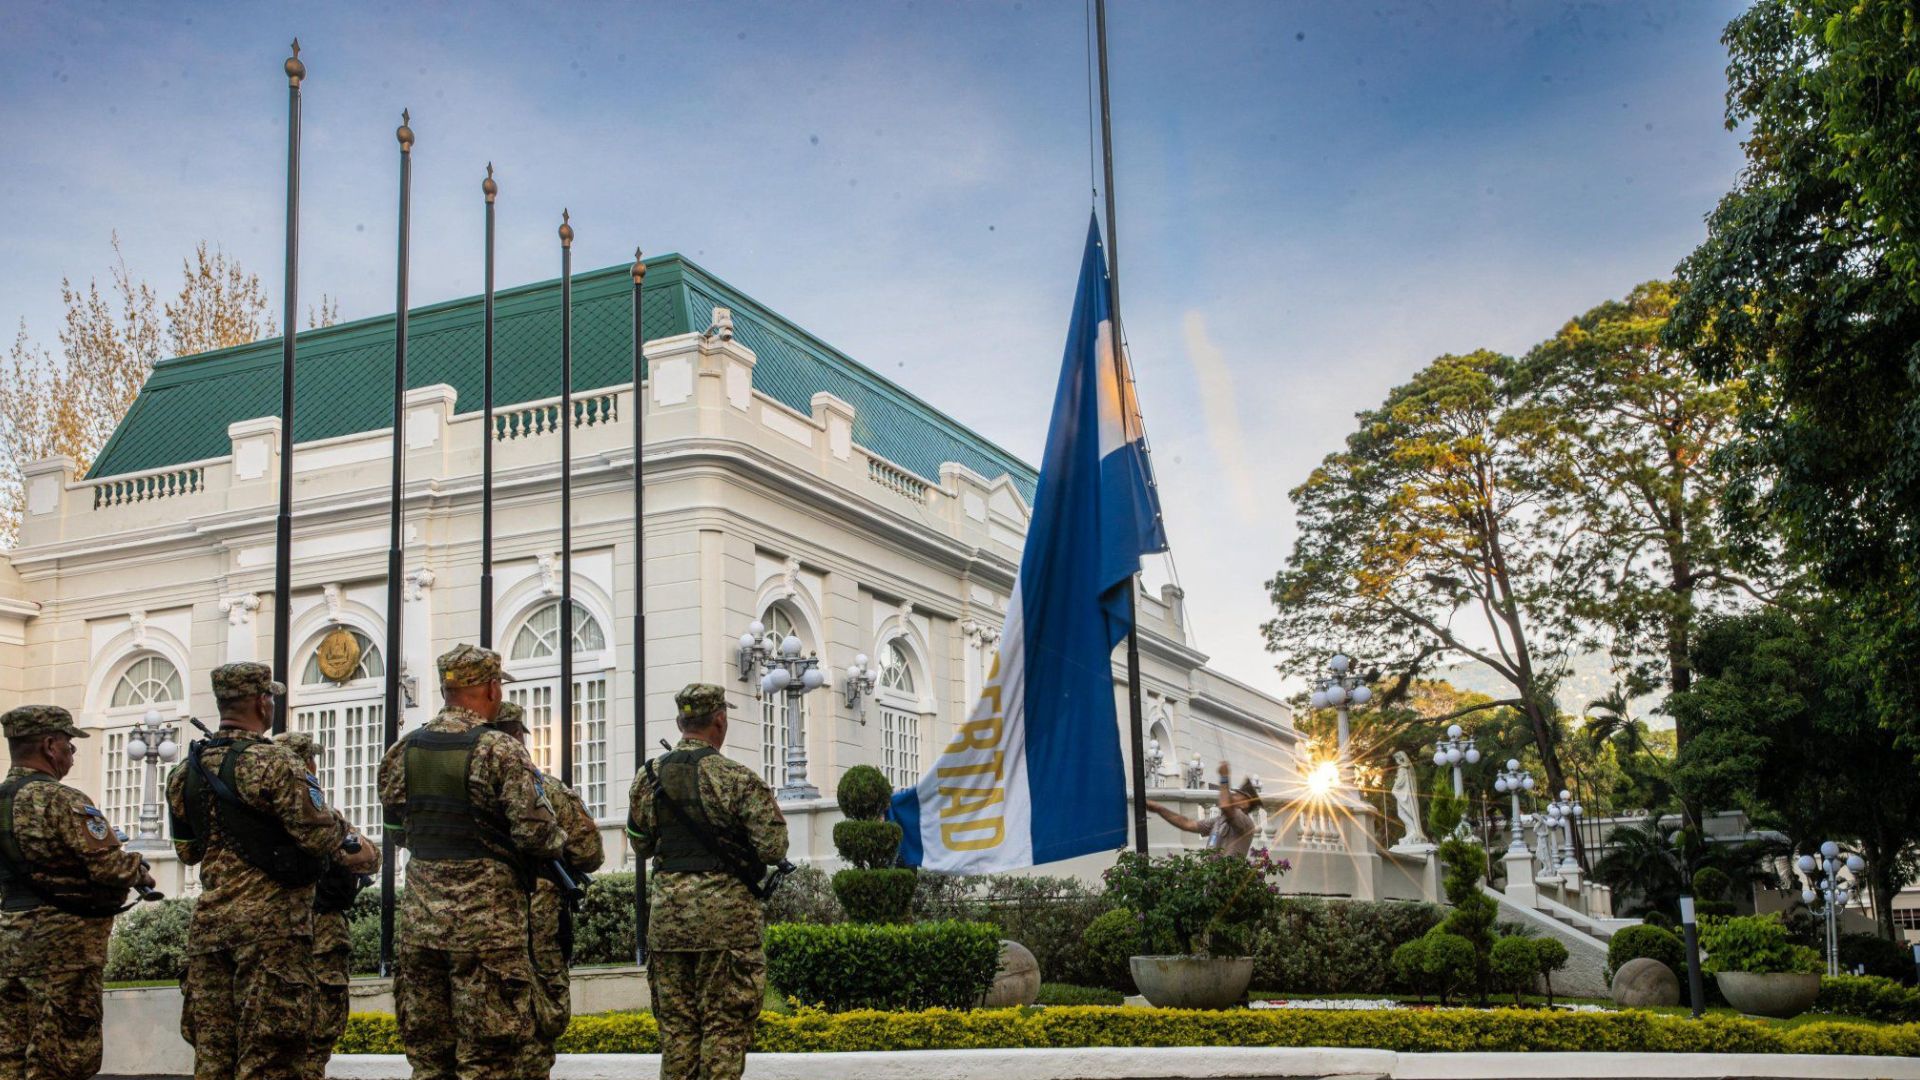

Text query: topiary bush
(1532, 936), (1571, 1006)
(832, 820), (903, 870)
(1252, 897), (1446, 995)
(832, 764), (913, 922)
(831, 868), (917, 924)
(105, 897), (193, 982)
(1436, 837), (1497, 1002)
(765, 920), (1002, 1011)
(1420, 931), (1476, 1006)
(1692, 867), (1735, 917)
(836, 766), (892, 821)
(1392, 937), (1433, 1000)
(1699, 914), (1821, 975)
(1489, 936), (1538, 1006)
(1607, 924), (1683, 983)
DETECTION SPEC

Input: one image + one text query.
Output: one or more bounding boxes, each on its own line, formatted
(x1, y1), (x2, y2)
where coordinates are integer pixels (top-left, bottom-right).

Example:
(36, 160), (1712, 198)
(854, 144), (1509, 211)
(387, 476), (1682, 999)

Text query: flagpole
(558, 212), (575, 789)
(272, 40), (304, 734)
(1094, 0), (1150, 857)
(630, 249), (649, 967)
(380, 108), (414, 978)
(480, 165), (498, 648)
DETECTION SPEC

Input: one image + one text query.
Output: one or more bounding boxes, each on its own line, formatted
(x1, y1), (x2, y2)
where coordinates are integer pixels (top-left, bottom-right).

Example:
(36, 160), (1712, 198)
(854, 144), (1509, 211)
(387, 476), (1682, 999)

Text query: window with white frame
(757, 607), (807, 789)
(505, 599), (610, 817)
(875, 640), (923, 789)
(100, 653), (187, 838)
(290, 629), (386, 837)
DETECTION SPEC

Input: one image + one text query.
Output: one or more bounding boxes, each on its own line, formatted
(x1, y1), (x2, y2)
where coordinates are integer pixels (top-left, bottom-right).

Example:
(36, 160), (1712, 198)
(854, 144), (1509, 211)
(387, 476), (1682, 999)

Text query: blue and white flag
(893, 216), (1168, 872)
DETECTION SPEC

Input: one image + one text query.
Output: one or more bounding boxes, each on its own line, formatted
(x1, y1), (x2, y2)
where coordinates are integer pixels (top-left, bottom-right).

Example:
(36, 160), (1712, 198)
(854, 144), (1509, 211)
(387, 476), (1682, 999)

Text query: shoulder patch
(85, 816), (110, 841)
(307, 782), (327, 811)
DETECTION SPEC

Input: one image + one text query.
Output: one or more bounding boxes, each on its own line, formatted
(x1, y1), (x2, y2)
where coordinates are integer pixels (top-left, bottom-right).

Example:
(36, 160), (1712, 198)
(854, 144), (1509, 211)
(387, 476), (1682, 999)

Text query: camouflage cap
(675, 683), (728, 719)
(492, 699), (527, 734)
(0, 705), (87, 741)
(211, 662), (287, 702)
(274, 730), (319, 766)
(438, 643), (514, 689)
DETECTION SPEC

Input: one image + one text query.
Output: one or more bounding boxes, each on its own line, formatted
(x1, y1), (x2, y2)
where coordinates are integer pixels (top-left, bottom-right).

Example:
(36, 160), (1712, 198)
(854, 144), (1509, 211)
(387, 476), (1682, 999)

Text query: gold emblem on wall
(316, 626), (363, 683)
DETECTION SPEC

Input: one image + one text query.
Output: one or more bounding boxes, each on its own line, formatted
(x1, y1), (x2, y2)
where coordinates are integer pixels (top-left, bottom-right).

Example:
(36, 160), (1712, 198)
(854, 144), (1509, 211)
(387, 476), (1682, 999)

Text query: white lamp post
(1544, 789), (1583, 873)
(1491, 759), (1535, 852)
(1798, 841), (1865, 977)
(123, 708), (179, 851)
(1310, 653), (1372, 785)
(1430, 723), (1481, 798)
(736, 620), (830, 801)
(841, 653), (878, 720)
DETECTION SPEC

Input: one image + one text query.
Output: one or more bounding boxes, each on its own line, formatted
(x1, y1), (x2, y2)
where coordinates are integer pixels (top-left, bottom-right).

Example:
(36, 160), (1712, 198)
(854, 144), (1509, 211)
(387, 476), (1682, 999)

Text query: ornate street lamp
(1430, 723), (1481, 798)
(1309, 653), (1373, 783)
(1491, 759), (1535, 852)
(1798, 841), (1865, 977)
(841, 653), (878, 720)
(736, 620), (828, 801)
(123, 708), (179, 851)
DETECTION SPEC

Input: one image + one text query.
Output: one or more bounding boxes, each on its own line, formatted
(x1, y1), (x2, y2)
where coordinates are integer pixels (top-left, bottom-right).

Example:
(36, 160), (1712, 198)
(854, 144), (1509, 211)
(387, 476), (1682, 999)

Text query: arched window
(102, 653), (187, 837)
(874, 639), (923, 789)
(758, 606), (809, 790)
(504, 599), (612, 817)
(110, 656), (182, 709)
(510, 600), (605, 661)
(291, 628), (386, 838)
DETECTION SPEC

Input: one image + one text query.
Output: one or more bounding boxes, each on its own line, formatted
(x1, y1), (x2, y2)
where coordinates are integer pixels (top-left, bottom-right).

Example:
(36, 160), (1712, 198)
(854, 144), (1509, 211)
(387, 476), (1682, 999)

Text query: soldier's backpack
(172, 737), (331, 888)
(0, 774), (137, 918)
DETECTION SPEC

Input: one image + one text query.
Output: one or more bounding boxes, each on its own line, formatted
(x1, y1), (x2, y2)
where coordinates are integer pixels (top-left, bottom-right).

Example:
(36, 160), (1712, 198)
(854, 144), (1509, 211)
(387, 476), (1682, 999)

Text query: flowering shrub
(1101, 848), (1288, 957)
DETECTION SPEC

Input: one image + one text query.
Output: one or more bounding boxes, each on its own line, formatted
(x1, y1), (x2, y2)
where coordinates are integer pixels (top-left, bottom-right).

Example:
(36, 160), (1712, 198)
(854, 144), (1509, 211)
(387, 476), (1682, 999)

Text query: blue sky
(0, 1), (1749, 696)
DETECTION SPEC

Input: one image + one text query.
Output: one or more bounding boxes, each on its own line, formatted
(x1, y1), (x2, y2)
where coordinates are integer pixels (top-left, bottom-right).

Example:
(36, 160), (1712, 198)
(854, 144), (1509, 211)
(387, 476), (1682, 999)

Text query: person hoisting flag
(892, 215), (1167, 872)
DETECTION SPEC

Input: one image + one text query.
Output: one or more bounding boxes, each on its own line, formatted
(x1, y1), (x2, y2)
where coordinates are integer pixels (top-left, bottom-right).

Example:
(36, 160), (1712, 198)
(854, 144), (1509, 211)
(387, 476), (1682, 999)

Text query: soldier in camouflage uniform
(628, 683), (788, 1080)
(379, 644), (565, 1080)
(0, 705), (152, 1080)
(166, 662), (378, 1080)
(276, 730), (381, 1080)
(490, 699), (605, 1078)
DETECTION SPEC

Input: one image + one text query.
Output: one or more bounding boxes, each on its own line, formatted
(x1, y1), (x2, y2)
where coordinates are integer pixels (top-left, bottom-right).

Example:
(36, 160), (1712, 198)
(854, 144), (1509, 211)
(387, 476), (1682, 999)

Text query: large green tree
(1666, 0), (1920, 753)
(1265, 350), (1587, 831)
(1670, 604), (1920, 941)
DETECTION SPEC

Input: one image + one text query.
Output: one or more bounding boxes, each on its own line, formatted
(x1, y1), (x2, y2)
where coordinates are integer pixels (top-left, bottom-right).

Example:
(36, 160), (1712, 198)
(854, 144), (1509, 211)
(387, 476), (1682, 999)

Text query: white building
(0, 254), (1394, 899)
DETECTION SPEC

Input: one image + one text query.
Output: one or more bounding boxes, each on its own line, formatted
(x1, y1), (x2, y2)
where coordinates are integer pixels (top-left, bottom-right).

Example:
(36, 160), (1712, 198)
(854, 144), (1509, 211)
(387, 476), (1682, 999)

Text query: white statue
(1144, 738), (1165, 785)
(1390, 751), (1430, 847)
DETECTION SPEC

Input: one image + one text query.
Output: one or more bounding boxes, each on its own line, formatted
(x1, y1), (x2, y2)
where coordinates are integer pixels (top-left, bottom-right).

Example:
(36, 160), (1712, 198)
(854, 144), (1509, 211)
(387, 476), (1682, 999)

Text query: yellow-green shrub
(333, 1005), (1920, 1056)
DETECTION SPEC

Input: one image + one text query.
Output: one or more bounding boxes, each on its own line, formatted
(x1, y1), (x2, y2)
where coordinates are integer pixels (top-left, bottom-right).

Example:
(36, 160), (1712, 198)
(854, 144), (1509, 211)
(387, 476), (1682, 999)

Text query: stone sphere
(1610, 956), (1680, 1008)
(981, 940), (1040, 1008)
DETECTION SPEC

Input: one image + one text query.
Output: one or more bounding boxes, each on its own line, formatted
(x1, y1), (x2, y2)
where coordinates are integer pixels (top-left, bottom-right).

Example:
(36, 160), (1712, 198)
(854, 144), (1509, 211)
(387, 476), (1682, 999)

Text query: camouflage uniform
(627, 684), (788, 1080)
(166, 663), (349, 1080)
(0, 706), (146, 1080)
(277, 731), (380, 1080)
(379, 645), (565, 1080)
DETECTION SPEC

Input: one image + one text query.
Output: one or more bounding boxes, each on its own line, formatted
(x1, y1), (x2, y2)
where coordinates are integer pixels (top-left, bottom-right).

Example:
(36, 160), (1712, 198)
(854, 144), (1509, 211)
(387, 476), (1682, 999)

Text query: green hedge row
(338, 1005), (1920, 1056)
(765, 921), (1002, 1012)
(1817, 975), (1920, 1024)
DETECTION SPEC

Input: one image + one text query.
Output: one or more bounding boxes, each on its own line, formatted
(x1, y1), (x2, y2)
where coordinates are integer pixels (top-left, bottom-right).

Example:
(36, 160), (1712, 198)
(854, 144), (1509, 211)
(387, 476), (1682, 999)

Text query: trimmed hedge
(337, 1005), (1920, 1056)
(1817, 974), (1920, 1024)
(1607, 924), (1683, 982)
(1252, 898), (1446, 995)
(831, 868), (918, 924)
(765, 920), (1002, 1011)
(833, 821), (904, 871)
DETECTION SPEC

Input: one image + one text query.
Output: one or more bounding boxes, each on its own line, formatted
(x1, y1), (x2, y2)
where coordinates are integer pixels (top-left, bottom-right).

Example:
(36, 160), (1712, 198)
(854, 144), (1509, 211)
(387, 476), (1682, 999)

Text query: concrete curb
(324, 1048), (1920, 1080)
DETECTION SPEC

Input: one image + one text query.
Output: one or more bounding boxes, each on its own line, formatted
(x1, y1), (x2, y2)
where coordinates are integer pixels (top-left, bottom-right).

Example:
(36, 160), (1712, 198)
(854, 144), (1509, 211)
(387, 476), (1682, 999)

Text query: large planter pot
(1715, 971), (1822, 1019)
(1128, 955), (1255, 1010)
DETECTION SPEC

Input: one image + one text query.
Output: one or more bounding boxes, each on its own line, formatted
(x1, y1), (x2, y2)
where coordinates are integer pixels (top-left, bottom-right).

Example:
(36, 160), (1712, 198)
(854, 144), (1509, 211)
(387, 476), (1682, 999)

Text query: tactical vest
(396, 728), (531, 886)
(0, 774), (133, 918)
(645, 746), (731, 874)
(173, 738), (331, 888)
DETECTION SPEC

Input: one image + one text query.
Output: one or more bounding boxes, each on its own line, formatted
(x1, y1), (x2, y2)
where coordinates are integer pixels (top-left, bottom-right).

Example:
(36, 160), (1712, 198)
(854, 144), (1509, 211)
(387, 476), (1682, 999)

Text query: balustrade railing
(867, 456), (932, 504)
(90, 466), (206, 509)
(493, 392), (620, 441)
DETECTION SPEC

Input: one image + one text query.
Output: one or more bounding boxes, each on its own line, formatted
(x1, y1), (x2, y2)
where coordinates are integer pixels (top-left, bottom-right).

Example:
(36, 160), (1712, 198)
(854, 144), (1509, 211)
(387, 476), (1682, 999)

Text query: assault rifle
(109, 829), (165, 903)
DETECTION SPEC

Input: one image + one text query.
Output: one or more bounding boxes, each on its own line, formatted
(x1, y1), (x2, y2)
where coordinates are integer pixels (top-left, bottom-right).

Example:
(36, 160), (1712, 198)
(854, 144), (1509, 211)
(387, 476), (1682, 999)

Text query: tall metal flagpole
(1094, 0), (1150, 856)
(480, 165), (498, 648)
(272, 40), (304, 734)
(558, 212), (575, 789)
(379, 109), (414, 978)
(630, 249), (649, 966)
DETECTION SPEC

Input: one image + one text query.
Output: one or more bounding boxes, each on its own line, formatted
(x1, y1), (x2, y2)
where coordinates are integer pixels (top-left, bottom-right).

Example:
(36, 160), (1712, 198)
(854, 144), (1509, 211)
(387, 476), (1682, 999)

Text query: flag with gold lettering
(892, 215), (1167, 871)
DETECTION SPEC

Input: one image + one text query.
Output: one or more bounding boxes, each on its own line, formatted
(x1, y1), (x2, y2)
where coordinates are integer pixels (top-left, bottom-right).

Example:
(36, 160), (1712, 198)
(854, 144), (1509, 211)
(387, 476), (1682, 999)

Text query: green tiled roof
(87, 256), (1038, 503)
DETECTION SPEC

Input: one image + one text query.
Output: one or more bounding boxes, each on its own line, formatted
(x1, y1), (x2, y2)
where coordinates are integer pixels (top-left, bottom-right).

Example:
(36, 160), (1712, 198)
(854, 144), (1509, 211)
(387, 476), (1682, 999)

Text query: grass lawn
(1246, 988), (1886, 1029)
